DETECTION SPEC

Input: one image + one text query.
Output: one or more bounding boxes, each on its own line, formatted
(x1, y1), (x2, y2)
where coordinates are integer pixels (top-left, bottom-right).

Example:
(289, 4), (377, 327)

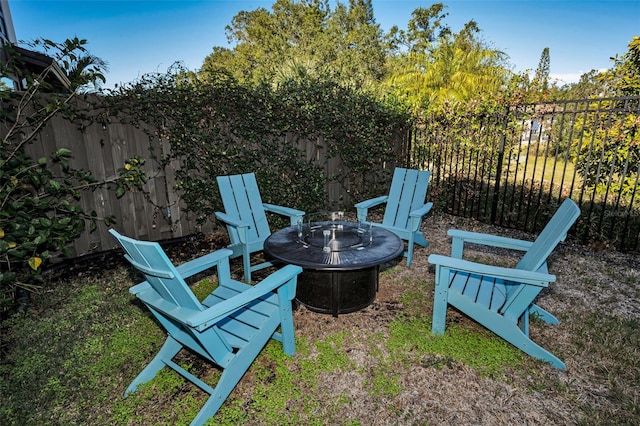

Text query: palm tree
(384, 32), (507, 114)
(66, 53), (108, 93)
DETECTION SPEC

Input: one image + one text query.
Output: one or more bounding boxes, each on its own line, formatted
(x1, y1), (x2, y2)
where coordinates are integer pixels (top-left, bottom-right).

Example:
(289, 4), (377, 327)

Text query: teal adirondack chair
(109, 229), (302, 426)
(428, 199), (580, 369)
(355, 168), (433, 266)
(215, 172), (304, 282)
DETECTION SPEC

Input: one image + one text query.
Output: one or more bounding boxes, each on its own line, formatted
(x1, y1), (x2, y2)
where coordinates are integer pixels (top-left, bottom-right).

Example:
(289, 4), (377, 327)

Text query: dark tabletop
(264, 221), (403, 271)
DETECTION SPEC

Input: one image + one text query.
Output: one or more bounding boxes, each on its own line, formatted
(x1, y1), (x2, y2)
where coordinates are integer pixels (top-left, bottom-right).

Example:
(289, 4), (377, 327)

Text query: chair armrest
(214, 211), (250, 230)
(263, 204), (305, 225)
(215, 211), (251, 243)
(129, 281), (151, 295)
(175, 248), (233, 279)
(135, 289), (203, 323)
(448, 229), (533, 258)
(135, 265), (302, 331)
(186, 264), (303, 331)
(354, 195), (389, 210)
(410, 202), (433, 219)
(355, 196), (389, 222)
(427, 254), (555, 286)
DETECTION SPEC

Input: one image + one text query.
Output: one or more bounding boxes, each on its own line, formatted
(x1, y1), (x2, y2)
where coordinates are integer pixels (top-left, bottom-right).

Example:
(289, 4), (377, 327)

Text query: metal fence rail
(410, 96), (640, 252)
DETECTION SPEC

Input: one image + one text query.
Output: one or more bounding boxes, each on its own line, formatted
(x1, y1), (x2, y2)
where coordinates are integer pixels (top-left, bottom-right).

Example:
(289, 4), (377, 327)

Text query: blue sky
(7, 0), (640, 88)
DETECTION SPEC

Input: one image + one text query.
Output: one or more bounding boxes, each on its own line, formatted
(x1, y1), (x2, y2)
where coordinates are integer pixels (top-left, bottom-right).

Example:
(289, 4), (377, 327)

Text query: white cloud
(549, 72), (584, 85)
(546, 68), (609, 86)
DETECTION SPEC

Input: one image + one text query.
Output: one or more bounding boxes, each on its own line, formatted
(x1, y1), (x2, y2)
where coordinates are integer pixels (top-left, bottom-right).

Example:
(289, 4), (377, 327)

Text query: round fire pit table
(264, 213), (403, 316)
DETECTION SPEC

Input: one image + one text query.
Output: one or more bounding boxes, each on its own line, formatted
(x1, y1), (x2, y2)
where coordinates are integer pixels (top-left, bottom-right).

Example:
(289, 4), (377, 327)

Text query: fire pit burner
(264, 213), (403, 316)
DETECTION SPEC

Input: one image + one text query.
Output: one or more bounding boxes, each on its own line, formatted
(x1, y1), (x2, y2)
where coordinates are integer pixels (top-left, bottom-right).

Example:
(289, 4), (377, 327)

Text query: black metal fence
(410, 96), (640, 252)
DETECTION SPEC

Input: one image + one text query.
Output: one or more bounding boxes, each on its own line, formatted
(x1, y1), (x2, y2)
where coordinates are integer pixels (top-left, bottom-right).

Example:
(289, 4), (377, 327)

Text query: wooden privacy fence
(26, 115), (208, 257)
(411, 96), (640, 252)
(23, 114), (395, 258)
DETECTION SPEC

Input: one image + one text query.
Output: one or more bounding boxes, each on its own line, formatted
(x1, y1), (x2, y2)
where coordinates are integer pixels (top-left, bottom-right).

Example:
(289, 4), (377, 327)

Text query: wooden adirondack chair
(215, 172), (305, 282)
(428, 199), (580, 369)
(355, 168), (433, 266)
(109, 229), (302, 426)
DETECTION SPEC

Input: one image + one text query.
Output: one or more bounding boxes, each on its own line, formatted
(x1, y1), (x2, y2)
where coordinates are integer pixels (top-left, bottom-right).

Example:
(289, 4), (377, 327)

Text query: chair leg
(356, 207), (368, 224)
(189, 325), (279, 426)
(520, 304), (561, 335)
(413, 232), (428, 248)
(520, 310), (530, 336)
(190, 354), (259, 426)
(529, 304), (560, 325)
(277, 300), (296, 356)
(431, 268), (449, 335)
(406, 231), (428, 267)
(242, 248), (252, 283)
(452, 297), (566, 369)
(125, 336), (183, 396)
(492, 319), (567, 369)
(406, 236), (414, 267)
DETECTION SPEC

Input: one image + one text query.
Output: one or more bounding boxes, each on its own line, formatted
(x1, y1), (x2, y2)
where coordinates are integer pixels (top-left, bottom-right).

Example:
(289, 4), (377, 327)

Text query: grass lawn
(508, 154), (580, 190)
(1, 212), (638, 425)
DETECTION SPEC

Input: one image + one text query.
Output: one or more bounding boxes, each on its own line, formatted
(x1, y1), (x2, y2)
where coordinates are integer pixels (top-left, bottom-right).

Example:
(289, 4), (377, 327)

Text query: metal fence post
(490, 105), (510, 224)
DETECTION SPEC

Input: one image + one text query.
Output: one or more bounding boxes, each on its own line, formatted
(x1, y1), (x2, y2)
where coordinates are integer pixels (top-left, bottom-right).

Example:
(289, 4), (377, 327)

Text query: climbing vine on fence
(106, 67), (410, 223)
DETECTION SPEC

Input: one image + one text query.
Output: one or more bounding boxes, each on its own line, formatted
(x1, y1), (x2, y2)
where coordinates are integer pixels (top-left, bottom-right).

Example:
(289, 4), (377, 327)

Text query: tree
(572, 37), (640, 198)
(558, 69), (604, 99)
(66, 53), (108, 92)
(383, 3), (451, 58)
(383, 4), (508, 114)
(201, 0), (330, 85)
(199, 0), (386, 89)
(599, 35), (640, 97)
(558, 36), (640, 101)
(323, 0), (386, 89)
(532, 47), (550, 94)
(0, 39), (146, 311)
(24, 37), (108, 93)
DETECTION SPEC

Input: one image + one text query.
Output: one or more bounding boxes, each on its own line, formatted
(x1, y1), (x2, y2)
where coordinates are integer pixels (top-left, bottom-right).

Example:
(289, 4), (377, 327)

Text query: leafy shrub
(0, 39), (147, 311)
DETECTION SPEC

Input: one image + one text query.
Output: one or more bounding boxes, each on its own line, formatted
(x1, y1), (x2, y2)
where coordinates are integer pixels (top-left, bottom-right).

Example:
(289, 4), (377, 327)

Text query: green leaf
(21, 242), (36, 250)
(49, 180), (61, 191)
(54, 148), (72, 158)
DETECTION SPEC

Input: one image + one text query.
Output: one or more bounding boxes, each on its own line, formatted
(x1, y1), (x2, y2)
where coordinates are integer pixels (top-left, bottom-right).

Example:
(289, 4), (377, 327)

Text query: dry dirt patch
(248, 211), (639, 425)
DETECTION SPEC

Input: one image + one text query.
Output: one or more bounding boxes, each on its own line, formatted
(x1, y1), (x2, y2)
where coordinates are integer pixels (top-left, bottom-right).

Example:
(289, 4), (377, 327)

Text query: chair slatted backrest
(500, 199), (580, 317)
(382, 168), (431, 229)
(109, 229), (202, 311)
(516, 199), (581, 272)
(216, 173), (270, 244)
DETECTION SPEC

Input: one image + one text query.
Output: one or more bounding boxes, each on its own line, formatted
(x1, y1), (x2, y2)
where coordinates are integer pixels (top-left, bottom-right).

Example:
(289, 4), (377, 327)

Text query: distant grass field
(507, 153), (580, 190)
